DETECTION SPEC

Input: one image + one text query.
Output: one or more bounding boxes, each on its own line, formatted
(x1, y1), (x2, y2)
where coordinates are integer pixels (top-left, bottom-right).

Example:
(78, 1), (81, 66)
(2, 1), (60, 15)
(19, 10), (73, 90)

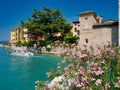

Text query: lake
(0, 47), (62, 90)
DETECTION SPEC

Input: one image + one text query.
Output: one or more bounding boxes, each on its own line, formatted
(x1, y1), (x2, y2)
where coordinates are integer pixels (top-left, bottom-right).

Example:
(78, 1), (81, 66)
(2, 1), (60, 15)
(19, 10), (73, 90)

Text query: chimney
(97, 16), (103, 23)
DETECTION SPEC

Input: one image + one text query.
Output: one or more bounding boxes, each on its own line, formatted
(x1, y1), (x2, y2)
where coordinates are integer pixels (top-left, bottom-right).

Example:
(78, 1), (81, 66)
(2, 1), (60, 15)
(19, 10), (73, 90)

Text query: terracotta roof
(93, 20), (118, 28)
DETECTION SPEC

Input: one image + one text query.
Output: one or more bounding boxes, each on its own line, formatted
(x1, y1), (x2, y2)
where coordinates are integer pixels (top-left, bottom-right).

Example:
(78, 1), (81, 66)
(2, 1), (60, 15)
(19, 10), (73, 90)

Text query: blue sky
(0, 0), (118, 41)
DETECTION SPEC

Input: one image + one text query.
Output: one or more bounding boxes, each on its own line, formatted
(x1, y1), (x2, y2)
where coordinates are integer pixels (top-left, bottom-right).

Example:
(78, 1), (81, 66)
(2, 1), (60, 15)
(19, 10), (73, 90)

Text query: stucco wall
(78, 28), (112, 47)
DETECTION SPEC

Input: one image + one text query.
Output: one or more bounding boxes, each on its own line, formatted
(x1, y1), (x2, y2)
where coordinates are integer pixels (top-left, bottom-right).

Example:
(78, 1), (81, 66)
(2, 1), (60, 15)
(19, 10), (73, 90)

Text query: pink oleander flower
(102, 43), (106, 47)
(81, 76), (87, 83)
(57, 65), (61, 69)
(66, 49), (71, 53)
(102, 88), (105, 90)
(68, 78), (75, 86)
(72, 54), (77, 59)
(94, 70), (103, 76)
(90, 78), (96, 81)
(76, 83), (82, 87)
(106, 48), (111, 52)
(89, 44), (93, 49)
(73, 81), (79, 86)
(79, 53), (87, 58)
(110, 49), (114, 54)
(78, 67), (84, 75)
(82, 47), (87, 51)
(78, 82), (84, 87)
(93, 50), (101, 56)
(48, 82), (56, 89)
(95, 79), (102, 86)
(92, 63), (98, 69)
(79, 70), (84, 75)
(101, 60), (105, 64)
(58, 51), (63, 56)
(114, 83), (119, 88)
(74, 45), (79, 49)
(64, 67), (68, 71)
(86, 61), (89, 64)
(117, 77), (120, 84)
(87, 69), (92, 74)
(105, 83), (111, 89)
(106, 42), (110, 45)
(94, 63), (99, 66)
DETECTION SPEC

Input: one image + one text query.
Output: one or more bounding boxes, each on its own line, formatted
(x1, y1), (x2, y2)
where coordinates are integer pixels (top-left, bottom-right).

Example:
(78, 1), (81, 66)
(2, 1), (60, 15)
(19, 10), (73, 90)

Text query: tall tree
(21, 6), (71, 42)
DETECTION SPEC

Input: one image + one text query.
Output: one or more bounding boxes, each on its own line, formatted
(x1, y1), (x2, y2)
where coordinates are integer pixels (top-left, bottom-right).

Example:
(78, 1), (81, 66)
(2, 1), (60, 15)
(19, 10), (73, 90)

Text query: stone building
(71, 11), (118, 47)
(71, 21), (80, 36)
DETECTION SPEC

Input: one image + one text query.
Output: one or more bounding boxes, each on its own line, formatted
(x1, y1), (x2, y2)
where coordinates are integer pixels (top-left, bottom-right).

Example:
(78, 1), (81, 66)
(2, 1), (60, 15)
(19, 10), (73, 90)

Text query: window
(22, 37), (26, 40)
(77, 30), (80, 35)
(85, 17), (88, 20)
(74, 27), (77, 32)
(85, 39), (88, 43)
(84, 17), (89, 29)
(84, 23), (88, 29)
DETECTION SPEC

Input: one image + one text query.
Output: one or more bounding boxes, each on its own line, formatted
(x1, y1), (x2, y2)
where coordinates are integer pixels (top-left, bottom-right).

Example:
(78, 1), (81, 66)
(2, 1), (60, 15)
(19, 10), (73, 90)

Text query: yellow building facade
(10, 27), (29, 44)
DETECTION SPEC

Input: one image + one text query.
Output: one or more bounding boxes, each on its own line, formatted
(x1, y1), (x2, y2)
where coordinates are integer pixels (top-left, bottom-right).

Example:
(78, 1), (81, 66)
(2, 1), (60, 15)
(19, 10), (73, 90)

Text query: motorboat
(9, 45), (33, 57)
(10, 50), (33, 57)
(0, 44), (3, 47)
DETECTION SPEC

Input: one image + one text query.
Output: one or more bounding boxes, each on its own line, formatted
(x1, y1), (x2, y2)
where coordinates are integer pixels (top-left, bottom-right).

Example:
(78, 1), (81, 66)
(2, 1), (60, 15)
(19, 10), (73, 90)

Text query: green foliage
(45, 40), (53, 45)
(22, 41), (28, 46)
(35, 81), (47, 90)
(40, 40), (46, 46)
(67, 32), (73, 36)
(27, 41), (36, 47)
(23, 31), (28, 34)
(46, 41), (52, 52)
(65, 35), (79, 43)
(16, 41), (22, 46)
(16, 41), (35, 47)
(21, 6), (71, 42)
(47, 68), (56, 81)
(24, 41), (35, 47)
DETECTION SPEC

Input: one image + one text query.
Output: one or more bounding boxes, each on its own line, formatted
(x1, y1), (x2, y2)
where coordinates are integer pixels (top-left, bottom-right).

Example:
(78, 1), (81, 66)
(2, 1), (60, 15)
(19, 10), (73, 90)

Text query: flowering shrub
(35, 43), (120, 90)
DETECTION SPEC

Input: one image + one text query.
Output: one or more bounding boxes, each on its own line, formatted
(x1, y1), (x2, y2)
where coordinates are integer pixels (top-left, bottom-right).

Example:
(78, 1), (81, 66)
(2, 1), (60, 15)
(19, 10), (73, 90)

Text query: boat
(0, 44), (3, 47)
(10, 50), (33, 57)
(9, 45), (33, 57)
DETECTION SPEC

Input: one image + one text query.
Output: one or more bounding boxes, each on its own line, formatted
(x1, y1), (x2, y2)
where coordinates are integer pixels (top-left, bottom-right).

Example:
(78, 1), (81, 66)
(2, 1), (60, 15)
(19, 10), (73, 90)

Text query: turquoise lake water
(0, 47), (62, 90)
